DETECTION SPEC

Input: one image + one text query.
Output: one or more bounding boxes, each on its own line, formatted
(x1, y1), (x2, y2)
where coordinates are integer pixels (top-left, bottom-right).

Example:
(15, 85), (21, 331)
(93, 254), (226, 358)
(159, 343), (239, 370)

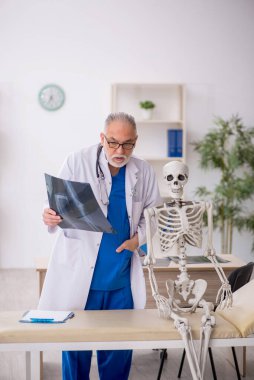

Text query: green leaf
(192, 114), (254, 252)
(139, 100), (155, 109)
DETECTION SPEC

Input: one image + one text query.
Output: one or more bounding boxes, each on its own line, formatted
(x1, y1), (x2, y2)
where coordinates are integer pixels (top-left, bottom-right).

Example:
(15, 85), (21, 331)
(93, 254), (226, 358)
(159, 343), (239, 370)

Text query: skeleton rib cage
(155, 201), (206, 254)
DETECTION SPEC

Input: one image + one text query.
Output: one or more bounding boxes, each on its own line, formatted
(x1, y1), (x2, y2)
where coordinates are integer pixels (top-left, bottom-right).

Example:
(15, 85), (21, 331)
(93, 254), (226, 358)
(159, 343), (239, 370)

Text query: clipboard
(19, 310), (75, 324)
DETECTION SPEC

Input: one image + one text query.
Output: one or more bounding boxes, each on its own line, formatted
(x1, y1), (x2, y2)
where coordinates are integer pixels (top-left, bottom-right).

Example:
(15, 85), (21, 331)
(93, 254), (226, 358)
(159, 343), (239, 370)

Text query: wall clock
(38, 84), (65, 111)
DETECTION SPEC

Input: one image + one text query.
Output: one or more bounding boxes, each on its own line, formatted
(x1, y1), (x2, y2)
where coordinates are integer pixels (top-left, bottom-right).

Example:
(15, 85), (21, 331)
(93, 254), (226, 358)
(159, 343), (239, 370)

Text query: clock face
(38, 84), (65, 111)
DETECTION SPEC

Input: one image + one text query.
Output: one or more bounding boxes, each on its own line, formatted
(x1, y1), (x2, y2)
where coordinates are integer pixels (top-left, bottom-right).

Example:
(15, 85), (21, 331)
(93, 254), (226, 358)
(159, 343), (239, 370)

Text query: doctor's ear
(100, 132), (105, 145)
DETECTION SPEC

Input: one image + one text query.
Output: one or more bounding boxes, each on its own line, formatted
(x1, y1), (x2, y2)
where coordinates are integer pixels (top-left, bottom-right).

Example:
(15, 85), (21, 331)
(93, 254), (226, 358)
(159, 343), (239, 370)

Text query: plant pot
(141, 108), (153, 120)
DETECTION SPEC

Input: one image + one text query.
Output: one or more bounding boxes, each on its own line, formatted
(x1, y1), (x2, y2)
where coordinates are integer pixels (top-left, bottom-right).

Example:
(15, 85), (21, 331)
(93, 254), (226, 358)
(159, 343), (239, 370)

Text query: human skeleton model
(144, 161), (232, 380)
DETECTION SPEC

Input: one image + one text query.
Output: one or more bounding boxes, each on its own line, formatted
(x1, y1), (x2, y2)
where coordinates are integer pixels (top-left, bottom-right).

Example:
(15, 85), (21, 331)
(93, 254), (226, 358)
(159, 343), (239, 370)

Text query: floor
(0, 269), (253, 380)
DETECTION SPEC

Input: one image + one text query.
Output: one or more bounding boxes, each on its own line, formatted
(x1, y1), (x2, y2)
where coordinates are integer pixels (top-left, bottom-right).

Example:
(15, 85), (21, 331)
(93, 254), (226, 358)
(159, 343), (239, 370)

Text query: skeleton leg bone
(198, 300), (215, 378)
(175, 318), (202, 380)
(199, 315), (215, 378)
(148, 264), (203, 380)
(166, 278), (211, 380)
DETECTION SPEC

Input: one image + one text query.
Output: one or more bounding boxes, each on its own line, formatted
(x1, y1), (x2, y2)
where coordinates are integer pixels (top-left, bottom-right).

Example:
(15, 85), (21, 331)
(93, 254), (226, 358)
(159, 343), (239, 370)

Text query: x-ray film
(45, 174), (115, 233)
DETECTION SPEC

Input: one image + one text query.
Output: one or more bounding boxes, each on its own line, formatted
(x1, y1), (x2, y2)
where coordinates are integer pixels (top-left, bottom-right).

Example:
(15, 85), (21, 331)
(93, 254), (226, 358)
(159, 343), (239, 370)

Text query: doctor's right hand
(43, 208), (62, 227)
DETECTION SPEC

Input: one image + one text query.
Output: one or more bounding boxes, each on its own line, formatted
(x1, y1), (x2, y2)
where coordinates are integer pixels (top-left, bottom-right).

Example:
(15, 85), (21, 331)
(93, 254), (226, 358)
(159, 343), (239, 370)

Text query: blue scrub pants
(62, 287), (133, 380)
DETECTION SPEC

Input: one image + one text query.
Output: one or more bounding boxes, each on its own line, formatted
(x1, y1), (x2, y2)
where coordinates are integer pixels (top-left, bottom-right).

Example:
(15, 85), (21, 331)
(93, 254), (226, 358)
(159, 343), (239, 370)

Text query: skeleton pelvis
(166, 278), (207, 311)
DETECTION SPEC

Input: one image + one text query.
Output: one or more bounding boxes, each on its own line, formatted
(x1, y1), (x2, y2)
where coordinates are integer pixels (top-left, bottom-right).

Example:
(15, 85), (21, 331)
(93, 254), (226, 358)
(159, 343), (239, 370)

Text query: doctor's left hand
(116, 234), (139, 253)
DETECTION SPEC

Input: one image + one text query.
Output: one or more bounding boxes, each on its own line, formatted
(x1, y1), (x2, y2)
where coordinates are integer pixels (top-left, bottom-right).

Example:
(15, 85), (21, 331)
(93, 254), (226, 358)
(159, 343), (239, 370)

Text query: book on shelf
(167, 129), (183, 157)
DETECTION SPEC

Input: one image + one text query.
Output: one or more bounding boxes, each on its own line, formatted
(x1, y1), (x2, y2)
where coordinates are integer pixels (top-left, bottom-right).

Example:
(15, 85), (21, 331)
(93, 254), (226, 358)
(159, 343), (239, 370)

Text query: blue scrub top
(90, 166), (132, 291)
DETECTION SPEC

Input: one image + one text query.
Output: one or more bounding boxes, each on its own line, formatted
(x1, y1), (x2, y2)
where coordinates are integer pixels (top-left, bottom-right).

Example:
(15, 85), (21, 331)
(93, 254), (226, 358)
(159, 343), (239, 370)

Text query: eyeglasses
(103, 135), (136, 150)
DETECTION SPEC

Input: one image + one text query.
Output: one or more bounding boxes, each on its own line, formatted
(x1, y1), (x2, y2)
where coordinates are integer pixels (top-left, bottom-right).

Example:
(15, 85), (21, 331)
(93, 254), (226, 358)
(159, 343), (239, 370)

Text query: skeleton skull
(163, 161), (189, 199)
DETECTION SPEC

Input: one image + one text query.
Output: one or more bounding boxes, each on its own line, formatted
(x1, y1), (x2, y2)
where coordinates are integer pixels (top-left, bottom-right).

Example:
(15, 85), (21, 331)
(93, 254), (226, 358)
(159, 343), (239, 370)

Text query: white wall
(0, 0), (254, 267)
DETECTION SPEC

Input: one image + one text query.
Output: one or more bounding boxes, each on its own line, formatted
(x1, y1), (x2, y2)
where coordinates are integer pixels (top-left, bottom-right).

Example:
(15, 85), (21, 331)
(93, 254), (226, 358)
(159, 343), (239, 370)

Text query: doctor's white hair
(104, 112), (137, 134)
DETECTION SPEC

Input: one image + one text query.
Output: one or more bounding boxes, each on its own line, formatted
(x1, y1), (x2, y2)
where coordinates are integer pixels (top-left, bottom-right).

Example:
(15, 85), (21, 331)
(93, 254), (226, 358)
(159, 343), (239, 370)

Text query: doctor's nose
(115, 145), (124, 154)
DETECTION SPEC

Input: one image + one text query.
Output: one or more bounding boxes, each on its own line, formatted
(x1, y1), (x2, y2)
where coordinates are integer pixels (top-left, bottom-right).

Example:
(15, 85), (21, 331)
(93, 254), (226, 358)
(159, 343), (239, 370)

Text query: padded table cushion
(216, 279), (254, 337)
(0, 309), (240, 344)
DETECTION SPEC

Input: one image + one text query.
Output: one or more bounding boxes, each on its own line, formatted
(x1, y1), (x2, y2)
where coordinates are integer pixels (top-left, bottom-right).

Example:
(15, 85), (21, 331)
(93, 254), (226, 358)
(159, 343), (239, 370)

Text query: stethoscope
(96, 144), (109, 205)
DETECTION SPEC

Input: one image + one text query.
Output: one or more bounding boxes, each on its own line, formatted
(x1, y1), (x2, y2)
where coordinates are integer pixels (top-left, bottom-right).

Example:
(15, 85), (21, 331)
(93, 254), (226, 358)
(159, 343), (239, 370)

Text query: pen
(30, 318), (54, 323)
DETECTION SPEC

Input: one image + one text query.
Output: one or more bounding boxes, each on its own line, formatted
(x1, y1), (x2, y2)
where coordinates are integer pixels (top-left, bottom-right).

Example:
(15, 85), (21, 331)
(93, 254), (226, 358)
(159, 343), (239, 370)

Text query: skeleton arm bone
(210, 254), (233, 309)
(204, 202), (232, 309)
(147, 265), (159, 298)
(203, 201), (216, 256)
(144, 207), (167, 313)
(149, 268), (187, 320)
(143, 207), (156, 265)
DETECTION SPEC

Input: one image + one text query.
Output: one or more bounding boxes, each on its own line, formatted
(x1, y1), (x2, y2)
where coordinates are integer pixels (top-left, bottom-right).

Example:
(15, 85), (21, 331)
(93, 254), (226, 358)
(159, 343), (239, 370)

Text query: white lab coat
(38, 144), (161, 311)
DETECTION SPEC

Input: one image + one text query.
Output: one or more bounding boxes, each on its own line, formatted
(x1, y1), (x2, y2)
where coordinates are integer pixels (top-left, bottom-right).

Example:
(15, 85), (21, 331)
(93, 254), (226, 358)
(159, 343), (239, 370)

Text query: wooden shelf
(136, 119), (183, 125)
(111, 83), (186, 197)
(141, 156), (184, 162)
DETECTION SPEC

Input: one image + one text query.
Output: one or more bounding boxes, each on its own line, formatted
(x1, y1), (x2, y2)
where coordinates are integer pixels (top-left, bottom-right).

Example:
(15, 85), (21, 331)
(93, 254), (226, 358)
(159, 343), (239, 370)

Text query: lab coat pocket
(54, 232), (84, 268)
(39, 233), (90, 310)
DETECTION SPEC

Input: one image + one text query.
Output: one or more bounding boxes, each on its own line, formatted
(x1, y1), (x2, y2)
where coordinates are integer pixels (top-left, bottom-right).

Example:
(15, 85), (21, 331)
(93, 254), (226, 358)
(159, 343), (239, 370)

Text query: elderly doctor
(39, 112), (161, 380)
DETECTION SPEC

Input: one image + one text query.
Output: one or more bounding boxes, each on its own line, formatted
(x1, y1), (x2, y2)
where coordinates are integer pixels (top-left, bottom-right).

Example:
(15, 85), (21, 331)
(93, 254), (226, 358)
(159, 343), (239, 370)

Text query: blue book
(167, 129), (182, 157)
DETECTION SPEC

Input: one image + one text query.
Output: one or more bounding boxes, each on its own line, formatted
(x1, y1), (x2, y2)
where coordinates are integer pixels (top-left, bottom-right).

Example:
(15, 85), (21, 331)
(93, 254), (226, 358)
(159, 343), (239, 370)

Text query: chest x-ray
(45, 174), (115, 233)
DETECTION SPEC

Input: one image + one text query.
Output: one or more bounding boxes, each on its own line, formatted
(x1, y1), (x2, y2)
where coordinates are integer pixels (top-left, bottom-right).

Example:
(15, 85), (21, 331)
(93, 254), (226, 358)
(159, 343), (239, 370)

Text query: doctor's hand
(116, 234), (139, 253)
(43, 208), (62, 227)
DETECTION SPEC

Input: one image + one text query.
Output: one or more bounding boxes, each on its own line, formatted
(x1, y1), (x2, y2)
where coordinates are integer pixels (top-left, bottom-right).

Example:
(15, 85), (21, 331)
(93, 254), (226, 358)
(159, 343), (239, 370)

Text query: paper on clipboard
(19, 310), (74, 323)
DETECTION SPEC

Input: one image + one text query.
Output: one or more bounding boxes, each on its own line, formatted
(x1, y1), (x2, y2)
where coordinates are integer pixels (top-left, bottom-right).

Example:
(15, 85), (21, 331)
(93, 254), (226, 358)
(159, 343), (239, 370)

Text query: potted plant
(192, 114), (254, 254)
(139, 100), (155, 120)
